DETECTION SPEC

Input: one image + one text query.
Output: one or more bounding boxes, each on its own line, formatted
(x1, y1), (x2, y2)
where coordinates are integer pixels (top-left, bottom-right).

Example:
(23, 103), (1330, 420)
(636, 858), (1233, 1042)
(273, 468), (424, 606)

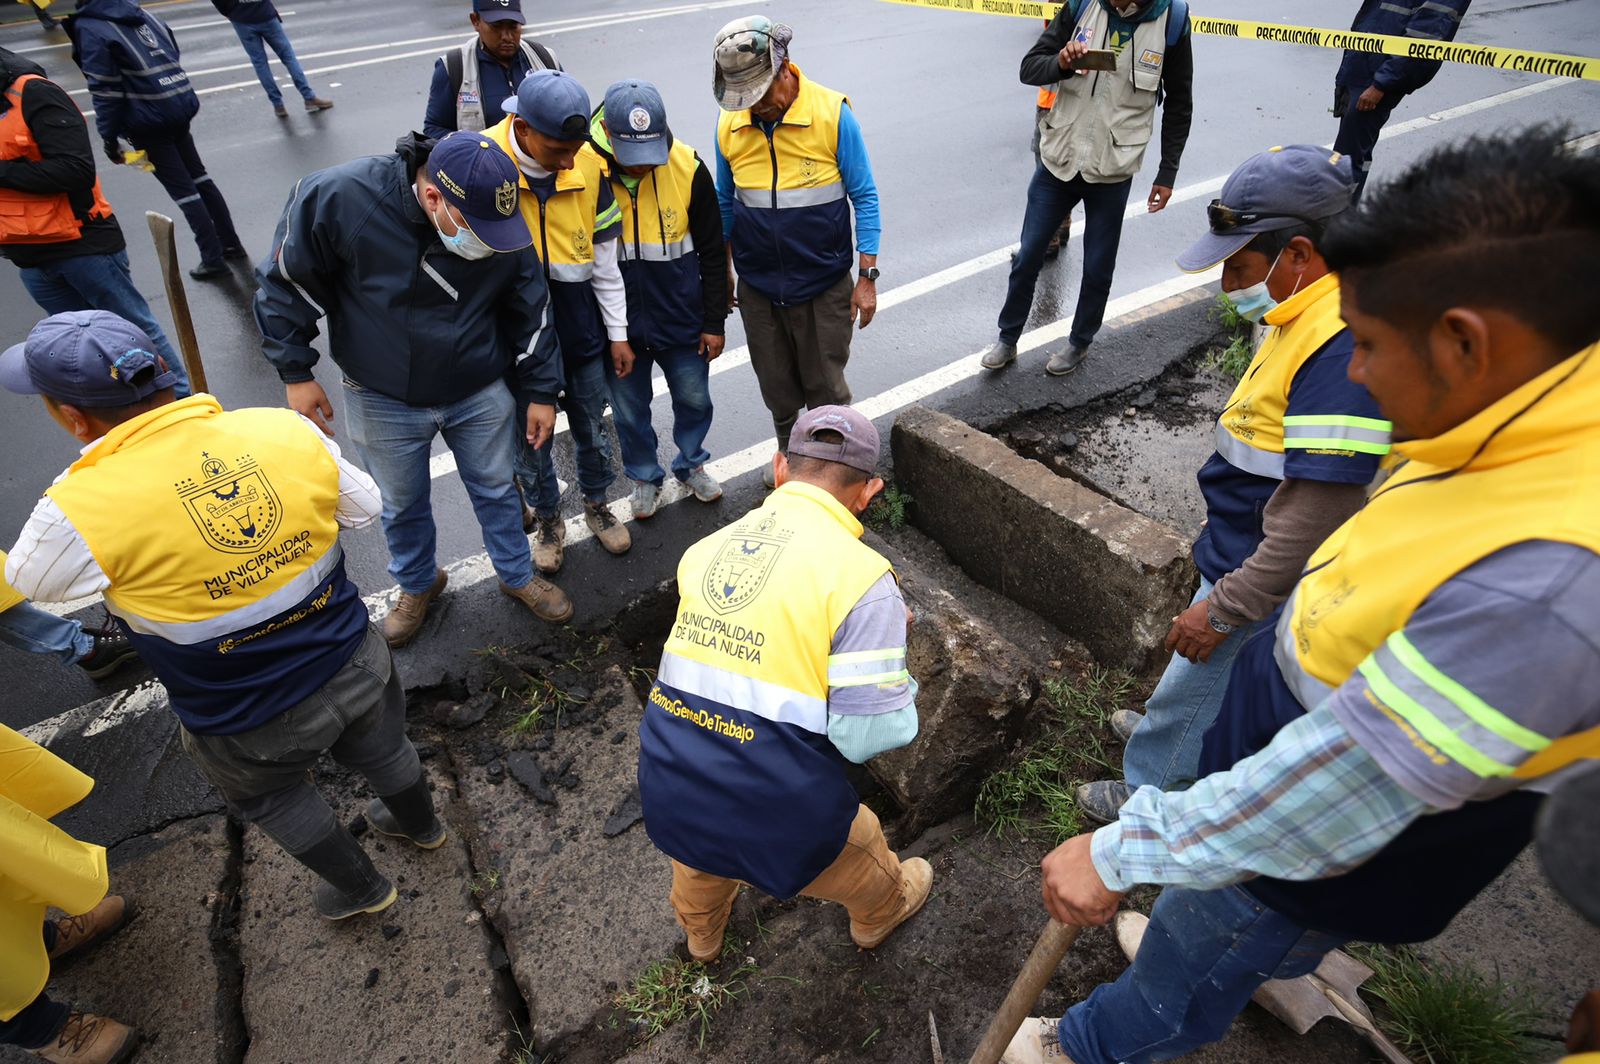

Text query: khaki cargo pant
(669, 804), (907, 946)
(737, 272), (854, 452)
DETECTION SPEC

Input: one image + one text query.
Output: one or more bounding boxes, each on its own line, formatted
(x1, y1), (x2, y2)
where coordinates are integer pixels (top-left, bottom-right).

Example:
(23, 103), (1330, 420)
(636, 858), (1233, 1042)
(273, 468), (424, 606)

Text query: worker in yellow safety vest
(0, 721), (135, 1062)
(1004, 127), (1600, 1064)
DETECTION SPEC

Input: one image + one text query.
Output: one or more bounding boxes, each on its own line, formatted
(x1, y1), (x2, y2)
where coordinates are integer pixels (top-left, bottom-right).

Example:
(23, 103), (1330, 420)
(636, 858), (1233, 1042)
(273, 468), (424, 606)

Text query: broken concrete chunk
(507, 752), (558, 805)
(891, 405), (1196, 677)
(431, 691), (497, 730)
(604, 785), (644, 837)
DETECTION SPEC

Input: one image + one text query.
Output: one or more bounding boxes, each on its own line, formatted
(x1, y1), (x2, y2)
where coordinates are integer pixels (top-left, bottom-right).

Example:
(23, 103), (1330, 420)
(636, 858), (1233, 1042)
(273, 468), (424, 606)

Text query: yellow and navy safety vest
(1277, 341), (1600, 783)
(46, 396), (368, 735)
(717, 65), (851, 307)
(598, 117), (706, 350)
(1192, 272), (1390, 583)
(639, 481), (892, 898)
(485, 117), (621, 360)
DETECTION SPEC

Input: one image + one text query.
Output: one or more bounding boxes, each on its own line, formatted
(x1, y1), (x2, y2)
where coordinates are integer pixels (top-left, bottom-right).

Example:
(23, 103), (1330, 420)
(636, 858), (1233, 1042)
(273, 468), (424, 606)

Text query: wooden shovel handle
(968, 919), (1081, 1064)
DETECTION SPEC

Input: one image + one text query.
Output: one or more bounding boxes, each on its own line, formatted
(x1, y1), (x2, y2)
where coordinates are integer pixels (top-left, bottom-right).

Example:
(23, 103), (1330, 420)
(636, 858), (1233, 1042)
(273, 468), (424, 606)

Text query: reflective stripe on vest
(0, 75), (114, 246)
(485, 116), (608, 279)
(1276, 341), (1600, 782)
(1213, 274), (1388, 477)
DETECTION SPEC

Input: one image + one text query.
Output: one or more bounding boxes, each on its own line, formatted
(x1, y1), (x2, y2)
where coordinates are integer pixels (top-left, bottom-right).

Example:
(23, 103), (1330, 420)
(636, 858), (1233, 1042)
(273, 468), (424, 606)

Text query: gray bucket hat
(713, 15), (793, 112)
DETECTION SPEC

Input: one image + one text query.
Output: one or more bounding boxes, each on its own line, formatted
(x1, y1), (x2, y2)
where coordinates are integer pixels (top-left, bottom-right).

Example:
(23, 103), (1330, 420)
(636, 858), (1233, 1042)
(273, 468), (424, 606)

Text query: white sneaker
(1002, 1016), (1075, 1062)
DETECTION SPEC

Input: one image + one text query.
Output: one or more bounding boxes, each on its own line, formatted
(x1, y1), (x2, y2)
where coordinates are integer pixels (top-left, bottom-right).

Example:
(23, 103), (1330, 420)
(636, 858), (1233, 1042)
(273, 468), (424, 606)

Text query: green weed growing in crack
(863, 482), (914, 532)
(616, 936), (758, 1049)
(1356, 946), (1549, 1064)
(976, 666), (1141, 845)
(1204, 292), (1256, 381)
(506, 676), (587, 736)
(469, 867), (501, 897)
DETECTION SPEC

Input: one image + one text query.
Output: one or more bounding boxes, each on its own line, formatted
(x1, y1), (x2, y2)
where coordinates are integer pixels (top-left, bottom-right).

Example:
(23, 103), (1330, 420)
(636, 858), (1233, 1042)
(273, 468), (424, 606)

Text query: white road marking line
(71, 0), (764, 99)
(31, 76), (1577, 618)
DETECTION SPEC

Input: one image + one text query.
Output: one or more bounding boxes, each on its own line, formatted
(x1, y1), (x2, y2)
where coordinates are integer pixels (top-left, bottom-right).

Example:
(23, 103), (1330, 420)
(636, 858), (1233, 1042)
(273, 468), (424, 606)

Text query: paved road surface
(2, 0), (1597, 723)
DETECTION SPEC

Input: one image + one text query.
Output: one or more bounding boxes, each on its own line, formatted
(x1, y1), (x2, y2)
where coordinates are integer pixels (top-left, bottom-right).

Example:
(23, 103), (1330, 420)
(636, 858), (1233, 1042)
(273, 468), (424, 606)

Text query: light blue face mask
(430, 202), (494, 261)
(1225, 248), (1284, 324)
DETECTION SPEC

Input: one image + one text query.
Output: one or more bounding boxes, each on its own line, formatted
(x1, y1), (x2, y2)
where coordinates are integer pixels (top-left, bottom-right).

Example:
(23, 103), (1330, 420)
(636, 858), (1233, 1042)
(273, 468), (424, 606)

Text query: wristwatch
(859, 267), (880, 282)
(1206, 604), (1238, 635)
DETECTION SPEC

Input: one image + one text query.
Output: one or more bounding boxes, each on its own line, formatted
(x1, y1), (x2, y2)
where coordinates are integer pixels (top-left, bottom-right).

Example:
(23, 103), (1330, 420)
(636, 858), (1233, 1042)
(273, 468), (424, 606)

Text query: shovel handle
(968, 919), (1081, 1064)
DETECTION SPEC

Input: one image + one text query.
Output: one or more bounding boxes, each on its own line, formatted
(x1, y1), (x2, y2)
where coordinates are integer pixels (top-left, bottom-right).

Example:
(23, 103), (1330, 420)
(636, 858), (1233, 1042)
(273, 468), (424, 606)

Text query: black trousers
(128, 122), (241, 266)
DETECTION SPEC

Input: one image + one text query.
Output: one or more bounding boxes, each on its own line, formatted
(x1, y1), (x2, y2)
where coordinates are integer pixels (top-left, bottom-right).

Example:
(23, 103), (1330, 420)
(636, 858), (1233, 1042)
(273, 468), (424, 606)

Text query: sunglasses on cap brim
(1206, 199), (1319, 234)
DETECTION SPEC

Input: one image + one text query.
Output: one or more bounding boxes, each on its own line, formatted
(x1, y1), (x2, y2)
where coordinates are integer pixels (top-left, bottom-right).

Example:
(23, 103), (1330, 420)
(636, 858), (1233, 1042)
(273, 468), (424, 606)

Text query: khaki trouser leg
(669, 859), (741, 953)
(738, 278), (805, 452)
(797, 803), (905, 936)
(790, 273), (855, 411)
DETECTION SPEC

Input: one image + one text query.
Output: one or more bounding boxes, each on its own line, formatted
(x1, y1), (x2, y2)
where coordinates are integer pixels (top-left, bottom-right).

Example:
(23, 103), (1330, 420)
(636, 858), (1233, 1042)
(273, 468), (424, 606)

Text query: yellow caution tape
(874, 0), (1600, 82)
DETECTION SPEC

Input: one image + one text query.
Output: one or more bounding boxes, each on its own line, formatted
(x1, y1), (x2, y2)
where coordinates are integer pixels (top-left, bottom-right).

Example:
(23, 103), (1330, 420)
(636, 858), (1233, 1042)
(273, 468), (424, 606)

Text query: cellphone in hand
(1071, 48), (1118, 72)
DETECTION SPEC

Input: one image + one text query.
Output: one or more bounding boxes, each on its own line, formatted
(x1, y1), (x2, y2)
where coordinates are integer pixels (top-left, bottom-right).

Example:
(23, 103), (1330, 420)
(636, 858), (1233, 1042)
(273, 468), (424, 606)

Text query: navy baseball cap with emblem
(788, 405), (880, 475)
(426, 130), (531, 252)
(472, 0), (523, 24)
(604, 80), (670, 168)
(502, 69), (591, 141)
(0, 310), (178, 407)
(1176, 145), (1357, 273)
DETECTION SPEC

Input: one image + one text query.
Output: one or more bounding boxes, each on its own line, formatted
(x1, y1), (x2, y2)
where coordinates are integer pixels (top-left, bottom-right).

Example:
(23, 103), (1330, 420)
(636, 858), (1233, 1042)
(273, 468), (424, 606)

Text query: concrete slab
(454, 664), (681, 1052)
(237, 765), (505, 1064)
(891, 405), (1197, 677)
(0, 815), (235, 1064)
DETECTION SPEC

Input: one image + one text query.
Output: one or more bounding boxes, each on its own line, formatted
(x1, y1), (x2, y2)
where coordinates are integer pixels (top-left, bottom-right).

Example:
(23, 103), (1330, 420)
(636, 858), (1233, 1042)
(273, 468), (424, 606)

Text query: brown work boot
(304, 96), (334, 111)
(48, 896), (133, 963)
(32, 1012), (137, 1064)
(532, 514), (565, 574)
(381, 569), (447, 648)
(851, 856), (934, 949)
(584, 500), (631, 555)
(500, 578), (574, 624)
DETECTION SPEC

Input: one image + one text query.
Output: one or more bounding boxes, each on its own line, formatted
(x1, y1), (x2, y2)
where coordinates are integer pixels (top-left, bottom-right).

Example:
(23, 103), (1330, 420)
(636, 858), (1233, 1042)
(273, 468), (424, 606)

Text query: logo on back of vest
(703, 515), (791, 615)
(137, 25), (161, 50)
(177, 452), (283, 554)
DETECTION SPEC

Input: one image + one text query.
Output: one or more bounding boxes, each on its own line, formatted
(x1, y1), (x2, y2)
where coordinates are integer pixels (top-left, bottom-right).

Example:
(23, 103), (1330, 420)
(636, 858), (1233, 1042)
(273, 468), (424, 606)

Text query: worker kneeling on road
(1005, 126), (1600, 1064)
(639, 406), (931, 960)
(1077, 145), (1390, 823)
(3, 311), (448, 924)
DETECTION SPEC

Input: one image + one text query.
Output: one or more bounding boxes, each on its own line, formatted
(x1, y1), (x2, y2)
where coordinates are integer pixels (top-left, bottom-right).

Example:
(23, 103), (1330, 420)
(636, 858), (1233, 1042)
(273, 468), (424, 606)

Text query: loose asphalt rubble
(9, 290), (1599, 1063)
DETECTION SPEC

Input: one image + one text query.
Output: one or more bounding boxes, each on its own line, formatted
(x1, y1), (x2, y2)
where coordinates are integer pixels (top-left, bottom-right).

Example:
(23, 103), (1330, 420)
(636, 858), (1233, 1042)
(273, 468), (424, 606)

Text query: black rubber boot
(291, 827), (396, 920)
(367, 778), (447, 850)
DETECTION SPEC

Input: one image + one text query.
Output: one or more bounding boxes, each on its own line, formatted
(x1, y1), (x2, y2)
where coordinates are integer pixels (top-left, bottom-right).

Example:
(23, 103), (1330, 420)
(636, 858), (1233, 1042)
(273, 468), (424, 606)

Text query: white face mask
(428, 197), (495, 260)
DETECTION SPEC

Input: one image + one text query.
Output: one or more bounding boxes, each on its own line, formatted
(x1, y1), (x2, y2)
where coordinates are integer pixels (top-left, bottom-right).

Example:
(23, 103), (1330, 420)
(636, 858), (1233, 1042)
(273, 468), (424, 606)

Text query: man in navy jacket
(66, 0), (243, 279)
(1333, 0), (1472, 196)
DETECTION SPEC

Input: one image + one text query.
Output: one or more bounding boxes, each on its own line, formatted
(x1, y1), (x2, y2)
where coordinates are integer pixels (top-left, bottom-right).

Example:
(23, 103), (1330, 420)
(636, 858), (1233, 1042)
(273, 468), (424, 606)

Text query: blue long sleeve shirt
(714, 101), (880, 256)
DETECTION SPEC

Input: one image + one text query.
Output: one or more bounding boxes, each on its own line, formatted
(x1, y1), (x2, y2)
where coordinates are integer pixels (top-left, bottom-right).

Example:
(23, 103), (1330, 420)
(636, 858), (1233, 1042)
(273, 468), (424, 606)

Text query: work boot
(76, 622), (139, 680)
(367, 778), (447, 850)
(292, 826), (396, 920)
(1075, 780), (1132, 826)
(273, 103), (288, 118)
(630, 480), (661, 520)
(1110, 709), (1144, 743)
(304, 96), (335, 111)
(48, 896), (133, 964)
(685, 467), (722, 503)
(585, 500), (631, 554)
(500, 578), (574, 624)
(980, 341), (1018, 370)
(850, 857), (933, 949)
(1001, 1017), (1076, 1063)
(761, 457), (778, 490)
(1045, 343), (1089, 376)
(32, 1012), (138, 1064)
(188, 261), (228, 281)
(381, 568), (447, 648)
(532, 514), (565, 573)
(221, 244), (249, 260)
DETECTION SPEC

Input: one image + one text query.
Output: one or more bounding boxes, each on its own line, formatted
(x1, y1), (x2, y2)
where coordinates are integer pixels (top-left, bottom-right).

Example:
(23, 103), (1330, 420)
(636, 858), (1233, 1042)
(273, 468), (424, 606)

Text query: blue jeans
(342, 378), (533, 594)
(1058, 885), (1345, 1063)
(0, 602), (91, 665)
(605, 343), (713, 486)
(1121, 577), (1266, 791)
(232, 18), (316, 107)
(18, 250), (190, 397)
(515, 352), (616, 516)
(996, 167), (1132, 349)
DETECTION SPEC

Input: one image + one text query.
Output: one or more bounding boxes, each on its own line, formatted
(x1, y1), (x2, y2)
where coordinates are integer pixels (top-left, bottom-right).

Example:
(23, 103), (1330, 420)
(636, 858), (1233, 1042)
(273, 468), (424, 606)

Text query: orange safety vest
(0, 74), (114, 245)
(1037, 19), (1057, 109)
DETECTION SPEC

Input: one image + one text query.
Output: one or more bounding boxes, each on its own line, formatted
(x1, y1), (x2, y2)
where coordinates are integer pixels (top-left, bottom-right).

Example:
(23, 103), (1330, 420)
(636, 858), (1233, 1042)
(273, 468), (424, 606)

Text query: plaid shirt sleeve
(1090, 709), (1429, 892)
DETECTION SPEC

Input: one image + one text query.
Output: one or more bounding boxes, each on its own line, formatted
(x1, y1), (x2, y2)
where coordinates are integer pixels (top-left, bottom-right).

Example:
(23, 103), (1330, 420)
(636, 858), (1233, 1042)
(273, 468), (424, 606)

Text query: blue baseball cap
(0, 311), (178, 407)
(472, 0), (523, 24)
(502, 69), (590, 141)
(426, 130), (531, 253)
(1176, 145), (1357, 273)
(604, 80), (670, 168)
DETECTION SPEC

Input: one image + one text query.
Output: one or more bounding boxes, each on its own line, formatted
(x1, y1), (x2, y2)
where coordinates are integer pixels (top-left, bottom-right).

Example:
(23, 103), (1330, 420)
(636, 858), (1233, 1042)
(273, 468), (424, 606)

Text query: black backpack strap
(444, 45), (463, 97)
(527, 40), (559, 71)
